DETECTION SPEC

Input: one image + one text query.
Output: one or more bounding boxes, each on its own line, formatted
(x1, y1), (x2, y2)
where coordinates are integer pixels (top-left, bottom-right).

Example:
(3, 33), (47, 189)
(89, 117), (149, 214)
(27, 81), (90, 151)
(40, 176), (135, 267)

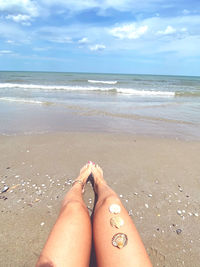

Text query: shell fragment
(112, 233), (128, 249)
(109, 204), (121, 214)
(110, 216), (124, 229)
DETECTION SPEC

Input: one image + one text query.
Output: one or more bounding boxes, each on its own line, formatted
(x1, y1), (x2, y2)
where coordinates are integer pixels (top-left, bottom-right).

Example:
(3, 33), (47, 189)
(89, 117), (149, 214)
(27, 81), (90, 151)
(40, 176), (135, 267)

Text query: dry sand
(0, 132), (200, 267)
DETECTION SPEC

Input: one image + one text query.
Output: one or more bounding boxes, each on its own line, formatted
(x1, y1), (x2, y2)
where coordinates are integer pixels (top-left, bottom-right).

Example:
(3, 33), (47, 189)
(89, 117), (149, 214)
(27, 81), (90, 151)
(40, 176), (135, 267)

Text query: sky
(0, 0), (200, 75)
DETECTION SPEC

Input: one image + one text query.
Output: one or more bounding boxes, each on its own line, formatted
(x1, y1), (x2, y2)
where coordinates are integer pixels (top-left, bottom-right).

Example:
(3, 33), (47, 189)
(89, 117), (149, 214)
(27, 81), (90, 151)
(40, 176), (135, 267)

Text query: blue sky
(0, 0), (200, 75)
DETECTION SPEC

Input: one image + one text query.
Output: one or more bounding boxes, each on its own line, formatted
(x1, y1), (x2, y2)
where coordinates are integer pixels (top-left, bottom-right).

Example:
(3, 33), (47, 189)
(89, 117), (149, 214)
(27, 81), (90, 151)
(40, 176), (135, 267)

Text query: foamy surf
(117, 88), (175, 97)
(88, 80), (117, 84)
(0, 83), (175, 97)
(0, 97), (44, 105)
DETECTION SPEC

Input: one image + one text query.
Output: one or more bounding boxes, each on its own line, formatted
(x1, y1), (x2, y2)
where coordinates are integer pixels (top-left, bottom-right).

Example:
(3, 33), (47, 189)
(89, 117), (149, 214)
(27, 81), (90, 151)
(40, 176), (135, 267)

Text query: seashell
(177, 210), (182, 215)
(112, 233), (128, 249)
(1, 185), (9, 193)
(110, 216), (124, 229)
(109, 204), (121, 214)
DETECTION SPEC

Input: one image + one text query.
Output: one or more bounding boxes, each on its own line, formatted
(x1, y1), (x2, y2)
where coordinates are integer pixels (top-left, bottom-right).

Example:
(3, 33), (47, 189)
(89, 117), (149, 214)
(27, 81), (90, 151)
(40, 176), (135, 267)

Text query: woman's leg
(92, 165), (152, 267)
(36, 164), (92, 267)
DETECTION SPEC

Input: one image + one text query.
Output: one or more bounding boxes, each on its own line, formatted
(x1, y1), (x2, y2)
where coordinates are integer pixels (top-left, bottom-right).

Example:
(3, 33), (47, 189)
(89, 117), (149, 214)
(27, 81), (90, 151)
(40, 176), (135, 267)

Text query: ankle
(95, 179), (107, 194)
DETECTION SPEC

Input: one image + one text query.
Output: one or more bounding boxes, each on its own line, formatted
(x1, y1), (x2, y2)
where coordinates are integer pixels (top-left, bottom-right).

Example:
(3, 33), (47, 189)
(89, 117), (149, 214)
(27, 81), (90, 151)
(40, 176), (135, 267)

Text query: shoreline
(0, 132), (200, 266)
(1, 101), (200, 141)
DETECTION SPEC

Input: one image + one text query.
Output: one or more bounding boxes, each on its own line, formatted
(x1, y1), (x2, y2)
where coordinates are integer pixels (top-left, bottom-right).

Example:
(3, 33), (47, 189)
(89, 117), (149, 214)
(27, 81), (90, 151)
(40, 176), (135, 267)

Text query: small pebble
(128, 210), (133, 216)
(148, 194), (152, 197)
(40, 222), (45, 226)
(176, 229), (182, 235)
(194, 213), (199, 217)
(145, 204), (149, 208)
(177, 210), (182, 215)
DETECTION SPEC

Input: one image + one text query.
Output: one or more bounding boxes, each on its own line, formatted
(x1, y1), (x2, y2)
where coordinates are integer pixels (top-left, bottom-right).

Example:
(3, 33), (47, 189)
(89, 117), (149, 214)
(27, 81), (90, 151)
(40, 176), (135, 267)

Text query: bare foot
(92, 164), (107, 192)
(75, 163), (92, 186)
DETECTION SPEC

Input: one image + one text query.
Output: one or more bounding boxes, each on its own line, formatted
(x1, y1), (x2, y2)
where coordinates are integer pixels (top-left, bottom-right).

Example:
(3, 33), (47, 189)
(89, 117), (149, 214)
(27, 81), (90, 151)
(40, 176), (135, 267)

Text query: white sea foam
(117, 88), (175, 97)
(88, 80), (117, 85)
(0, 83), (175, 97)
(0, 97), (43, 104)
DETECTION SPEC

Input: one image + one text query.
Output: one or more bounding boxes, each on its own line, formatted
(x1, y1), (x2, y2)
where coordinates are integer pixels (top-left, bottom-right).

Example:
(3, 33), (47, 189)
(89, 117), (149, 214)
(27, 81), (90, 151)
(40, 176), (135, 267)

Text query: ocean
(0, 71), (200, 139)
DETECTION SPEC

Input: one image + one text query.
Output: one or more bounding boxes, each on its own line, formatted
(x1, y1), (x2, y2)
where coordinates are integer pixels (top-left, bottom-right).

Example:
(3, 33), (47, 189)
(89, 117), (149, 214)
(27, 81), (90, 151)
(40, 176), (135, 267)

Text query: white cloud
(0, 0), (39, 17)
(180, 27), (187, 32)
(6, 40), (15, 44)
(0, 50), (13, 54)
(182, 9), (190, 15)
(6, 14), (31, 22)
(89, 44), (106, 51)
(110, 24), (148, 39)
(6, 14), (31, 23)
(157, 25), (176, 35)
(78, 37), (89, 44)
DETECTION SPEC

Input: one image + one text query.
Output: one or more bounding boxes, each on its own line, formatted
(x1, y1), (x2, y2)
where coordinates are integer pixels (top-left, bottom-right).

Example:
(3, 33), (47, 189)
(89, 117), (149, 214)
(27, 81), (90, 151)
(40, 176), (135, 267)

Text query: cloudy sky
(0, 0), (200, 75)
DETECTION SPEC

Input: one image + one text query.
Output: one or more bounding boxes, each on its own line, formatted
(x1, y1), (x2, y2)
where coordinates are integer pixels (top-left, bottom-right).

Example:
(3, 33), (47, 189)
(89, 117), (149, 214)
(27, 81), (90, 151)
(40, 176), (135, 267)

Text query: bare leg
(92, 165), (152, 267)
(36, 164), (92, 267)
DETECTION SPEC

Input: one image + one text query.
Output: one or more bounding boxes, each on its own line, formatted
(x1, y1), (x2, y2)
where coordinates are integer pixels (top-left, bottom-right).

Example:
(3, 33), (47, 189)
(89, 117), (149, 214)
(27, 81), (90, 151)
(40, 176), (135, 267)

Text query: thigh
(93, 196), (152, 267)
(37, 201), (92, 267)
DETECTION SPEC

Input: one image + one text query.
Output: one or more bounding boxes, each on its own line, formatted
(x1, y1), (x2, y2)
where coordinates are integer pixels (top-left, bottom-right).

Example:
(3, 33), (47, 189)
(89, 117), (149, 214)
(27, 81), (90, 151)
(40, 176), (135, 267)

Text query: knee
(96, 194), (121, 211)
(61, 200), (89, 215)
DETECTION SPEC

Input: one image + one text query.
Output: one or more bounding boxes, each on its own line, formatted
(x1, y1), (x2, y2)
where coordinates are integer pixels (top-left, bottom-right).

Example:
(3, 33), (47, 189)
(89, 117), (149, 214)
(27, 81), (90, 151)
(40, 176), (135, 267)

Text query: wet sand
(0, 132), (200, 266)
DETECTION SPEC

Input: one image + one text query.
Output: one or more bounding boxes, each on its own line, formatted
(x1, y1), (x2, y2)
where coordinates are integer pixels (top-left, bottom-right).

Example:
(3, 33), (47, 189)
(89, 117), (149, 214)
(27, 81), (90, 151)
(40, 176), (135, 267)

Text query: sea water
(0, 71), (200, 139)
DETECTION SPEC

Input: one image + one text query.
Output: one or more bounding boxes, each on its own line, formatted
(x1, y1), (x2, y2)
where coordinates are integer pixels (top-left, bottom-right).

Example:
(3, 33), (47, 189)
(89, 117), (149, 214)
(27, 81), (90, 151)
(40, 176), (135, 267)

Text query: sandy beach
(0, 132), (200, 266)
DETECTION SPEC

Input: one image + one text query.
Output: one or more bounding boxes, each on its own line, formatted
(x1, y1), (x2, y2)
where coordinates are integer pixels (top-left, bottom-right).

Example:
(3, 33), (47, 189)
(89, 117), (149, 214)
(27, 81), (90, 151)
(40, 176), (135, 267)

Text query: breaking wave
(0, 97), (44, 104)
(88, 80), (117, 85)
(0, 83), (175, 97)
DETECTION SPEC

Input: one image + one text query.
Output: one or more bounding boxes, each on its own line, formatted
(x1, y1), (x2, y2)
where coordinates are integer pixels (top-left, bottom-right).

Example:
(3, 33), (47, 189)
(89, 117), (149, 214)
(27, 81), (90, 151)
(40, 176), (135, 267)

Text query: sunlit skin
(36, 163), (152, 267)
